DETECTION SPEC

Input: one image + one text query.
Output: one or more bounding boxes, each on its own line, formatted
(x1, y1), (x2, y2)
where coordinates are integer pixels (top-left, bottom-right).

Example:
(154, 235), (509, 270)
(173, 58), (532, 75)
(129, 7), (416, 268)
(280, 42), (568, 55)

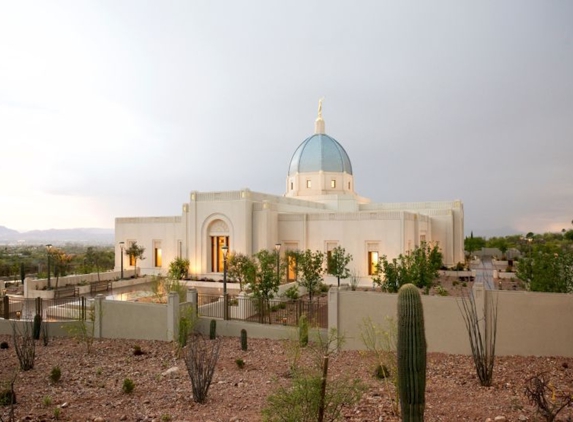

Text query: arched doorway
(208, 220), (229, 272)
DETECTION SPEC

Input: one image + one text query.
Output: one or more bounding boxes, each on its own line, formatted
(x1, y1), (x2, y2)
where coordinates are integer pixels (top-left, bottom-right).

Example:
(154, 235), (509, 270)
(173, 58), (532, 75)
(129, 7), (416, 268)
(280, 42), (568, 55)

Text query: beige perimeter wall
(332, 285), (573, 357)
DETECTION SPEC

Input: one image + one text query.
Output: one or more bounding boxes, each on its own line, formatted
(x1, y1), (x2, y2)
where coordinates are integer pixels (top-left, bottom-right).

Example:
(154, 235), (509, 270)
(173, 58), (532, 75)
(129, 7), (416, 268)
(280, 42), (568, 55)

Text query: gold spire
(314, 98), (325, 134)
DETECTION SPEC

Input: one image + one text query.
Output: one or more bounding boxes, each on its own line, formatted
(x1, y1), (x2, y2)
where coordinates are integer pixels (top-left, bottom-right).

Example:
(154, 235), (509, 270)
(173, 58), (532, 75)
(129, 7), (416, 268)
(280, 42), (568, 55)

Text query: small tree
(125, 242), (145, 277)
(298, 249), (325, 302)
(326, 246), (352, 288)
(227, 252), (256, 291)
(252, 249), (281, 324)
(86, 247), (106, 282)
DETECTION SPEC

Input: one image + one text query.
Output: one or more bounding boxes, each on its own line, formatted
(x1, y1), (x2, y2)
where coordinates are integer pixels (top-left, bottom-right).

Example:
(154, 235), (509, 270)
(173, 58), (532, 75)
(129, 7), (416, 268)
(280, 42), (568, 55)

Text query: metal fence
(197, 293), (328, 328)
(1, 296), (88, 321)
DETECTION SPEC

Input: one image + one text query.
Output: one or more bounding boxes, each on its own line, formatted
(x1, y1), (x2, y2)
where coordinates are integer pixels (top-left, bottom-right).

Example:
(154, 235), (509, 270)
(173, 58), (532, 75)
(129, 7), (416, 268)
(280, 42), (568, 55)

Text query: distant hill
(0, 226), (114, 245)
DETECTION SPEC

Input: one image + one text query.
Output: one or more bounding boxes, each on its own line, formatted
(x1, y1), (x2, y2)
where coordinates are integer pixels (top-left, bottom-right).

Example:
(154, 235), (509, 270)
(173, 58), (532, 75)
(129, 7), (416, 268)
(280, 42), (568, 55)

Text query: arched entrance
(208, 220), (229, 272)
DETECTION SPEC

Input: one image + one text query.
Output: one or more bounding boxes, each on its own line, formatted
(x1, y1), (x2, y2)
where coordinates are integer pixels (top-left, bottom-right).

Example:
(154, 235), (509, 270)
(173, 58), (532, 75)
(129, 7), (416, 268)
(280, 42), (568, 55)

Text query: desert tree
(326, 246), (352, 288)
(124, 242), (145, 277)
(297, 249), (325, 302)
(251, 249), (281, 324)
(227, 252), (256, 291)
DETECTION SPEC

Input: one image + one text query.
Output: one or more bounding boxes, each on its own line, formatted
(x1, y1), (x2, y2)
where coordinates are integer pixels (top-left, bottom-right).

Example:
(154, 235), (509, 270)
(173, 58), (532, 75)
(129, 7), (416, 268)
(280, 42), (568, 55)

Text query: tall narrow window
(154, 241), (162, 267)
(331, 179), (336, 188)
(290, 181), (294, 190)
(306, 180), (312, 188)
(287, 255), (297, 282)
(368, 251), (379, 276)
(211, 236), (229, 272)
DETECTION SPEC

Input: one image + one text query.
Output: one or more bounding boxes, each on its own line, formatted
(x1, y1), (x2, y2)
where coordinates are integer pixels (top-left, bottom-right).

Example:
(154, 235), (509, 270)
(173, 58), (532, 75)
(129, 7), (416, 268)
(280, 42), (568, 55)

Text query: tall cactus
(397, 283), (427, 422)
(240, 329), (248, 351)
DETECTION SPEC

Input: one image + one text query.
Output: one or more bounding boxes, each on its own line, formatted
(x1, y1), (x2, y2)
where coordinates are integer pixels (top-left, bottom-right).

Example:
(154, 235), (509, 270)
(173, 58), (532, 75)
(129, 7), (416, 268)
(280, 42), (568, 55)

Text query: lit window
(154, 241), (162, 267)
(287, 255), (297, 281)
(331, 180), (336, 188)
(368, 251), (379, 276)
(306, 180), (311, 188)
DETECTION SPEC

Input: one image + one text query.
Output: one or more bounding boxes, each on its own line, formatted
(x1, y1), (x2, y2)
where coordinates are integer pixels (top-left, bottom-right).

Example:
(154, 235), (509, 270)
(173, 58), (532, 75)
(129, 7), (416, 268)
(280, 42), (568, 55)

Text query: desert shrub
(177, 306), (197, 352)
(0, 388), (16, 406)
(122, 378), (135, 394)
(435, 285), (449, 296)
(525, 373), (573, 422)
(284, 285), (299, 300)
(298, 315), (309, 347)
(361, 316), (399, 415)
(263, 328), (364, 422)
(65, 301), (97, 354)
(184, 334), (221, 404)
(235, 358), (245, 369)
(53, 406), (61, 420)
(49, 366), (61, 383)
(12, 321), (36, 371)
(0, 341), (8, 349)
(133, 345), (144, 356)
(42, 395), (52, 406)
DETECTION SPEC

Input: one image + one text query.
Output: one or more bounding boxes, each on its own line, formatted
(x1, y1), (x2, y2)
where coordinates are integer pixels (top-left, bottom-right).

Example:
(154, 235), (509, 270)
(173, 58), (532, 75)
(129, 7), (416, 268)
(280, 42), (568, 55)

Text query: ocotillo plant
(397, 283), (427, 422)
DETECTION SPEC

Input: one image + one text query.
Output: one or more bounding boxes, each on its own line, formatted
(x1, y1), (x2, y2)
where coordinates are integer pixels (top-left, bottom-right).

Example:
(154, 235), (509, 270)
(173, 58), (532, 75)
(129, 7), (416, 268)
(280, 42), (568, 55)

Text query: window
(306, 180), (312, 188)
(290, 181), (294, 190)
(287, 255), (297, 282)
(211, 236), (229, 272)
(177, 240), (182, 258)
(154, 241), (162, 267)
(331, 179), (336, 188)
(368, 251), (379, 276)
(348, 181), (351, 189)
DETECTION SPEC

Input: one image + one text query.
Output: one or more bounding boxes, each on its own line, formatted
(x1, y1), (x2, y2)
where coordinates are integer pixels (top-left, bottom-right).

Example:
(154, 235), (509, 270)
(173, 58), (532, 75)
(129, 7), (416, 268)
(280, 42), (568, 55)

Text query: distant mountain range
(0, 226), (114, 245)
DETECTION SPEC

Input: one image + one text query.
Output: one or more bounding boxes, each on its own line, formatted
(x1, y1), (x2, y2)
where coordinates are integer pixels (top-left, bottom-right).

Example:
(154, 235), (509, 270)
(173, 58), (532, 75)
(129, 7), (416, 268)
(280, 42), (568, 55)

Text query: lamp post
(275, 243), (281, 284)
(46, 244), (52, 289)
(222, 245), (229, 320)
(119, 241), (125, 280)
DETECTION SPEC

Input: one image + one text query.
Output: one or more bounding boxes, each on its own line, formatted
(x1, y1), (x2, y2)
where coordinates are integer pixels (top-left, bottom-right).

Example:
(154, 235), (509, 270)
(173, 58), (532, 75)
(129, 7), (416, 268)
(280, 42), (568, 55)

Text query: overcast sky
(1, 1), (572, 237)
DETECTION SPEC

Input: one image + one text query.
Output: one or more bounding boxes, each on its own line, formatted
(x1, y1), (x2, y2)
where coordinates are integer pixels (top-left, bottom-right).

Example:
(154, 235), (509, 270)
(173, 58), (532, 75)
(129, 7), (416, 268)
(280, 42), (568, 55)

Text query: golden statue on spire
(317, 97), (324, 119)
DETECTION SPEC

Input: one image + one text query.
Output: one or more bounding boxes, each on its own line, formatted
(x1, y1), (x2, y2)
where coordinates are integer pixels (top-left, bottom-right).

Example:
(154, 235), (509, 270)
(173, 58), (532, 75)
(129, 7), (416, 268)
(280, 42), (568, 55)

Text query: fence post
(187, 288), (198, 318)
(167, 292), (179, 342)
(223, 293), (229, 321)
(2, 296), (8, 319)
(94, 294), (104, 339)
(81, 297), (86, 321)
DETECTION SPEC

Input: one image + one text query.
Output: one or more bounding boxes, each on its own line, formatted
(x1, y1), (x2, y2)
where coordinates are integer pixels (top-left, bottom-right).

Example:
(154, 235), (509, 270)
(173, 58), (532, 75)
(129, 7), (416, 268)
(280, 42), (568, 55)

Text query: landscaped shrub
(122, 378), (135, 394)
(0, 341), (8, 349)
(284, 285), (299, 300)
(49, 366), (61, 383)
(235, 358), (245, 369)
(133, 345), (144, 356)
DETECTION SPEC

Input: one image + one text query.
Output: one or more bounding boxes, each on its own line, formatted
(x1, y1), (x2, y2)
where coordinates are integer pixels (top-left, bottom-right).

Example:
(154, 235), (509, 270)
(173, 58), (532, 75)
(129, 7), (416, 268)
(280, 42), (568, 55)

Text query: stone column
(167, 292), (180, 342)
(94, 294), (104, 339)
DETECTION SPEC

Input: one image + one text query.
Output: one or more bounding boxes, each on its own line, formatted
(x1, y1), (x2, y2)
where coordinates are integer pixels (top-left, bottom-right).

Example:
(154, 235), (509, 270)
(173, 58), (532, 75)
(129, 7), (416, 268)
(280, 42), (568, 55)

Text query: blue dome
(288, 134), (353, 176)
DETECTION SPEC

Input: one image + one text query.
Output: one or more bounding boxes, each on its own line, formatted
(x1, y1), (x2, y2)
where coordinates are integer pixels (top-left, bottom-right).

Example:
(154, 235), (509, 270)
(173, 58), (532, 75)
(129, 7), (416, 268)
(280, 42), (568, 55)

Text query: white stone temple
(115, 103), (464, 283)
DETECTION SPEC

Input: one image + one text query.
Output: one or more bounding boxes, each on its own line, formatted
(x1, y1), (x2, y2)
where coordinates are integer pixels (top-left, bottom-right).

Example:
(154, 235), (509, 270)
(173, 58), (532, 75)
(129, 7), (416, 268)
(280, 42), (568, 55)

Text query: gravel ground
(1, 334), (572, 422)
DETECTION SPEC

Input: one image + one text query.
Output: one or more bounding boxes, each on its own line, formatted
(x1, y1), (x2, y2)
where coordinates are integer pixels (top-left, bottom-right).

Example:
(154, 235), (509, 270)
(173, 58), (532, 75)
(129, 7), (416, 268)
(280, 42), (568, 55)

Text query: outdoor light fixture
(119, 241), (125, 280)
(275, 243), (281, 284)
(222, 245), (229, 320)
(46, 244), (52, 289)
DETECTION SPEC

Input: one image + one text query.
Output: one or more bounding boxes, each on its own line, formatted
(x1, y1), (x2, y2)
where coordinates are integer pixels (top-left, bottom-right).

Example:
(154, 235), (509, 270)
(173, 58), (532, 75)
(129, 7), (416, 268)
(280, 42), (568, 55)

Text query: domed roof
(288, 133), (353, 176)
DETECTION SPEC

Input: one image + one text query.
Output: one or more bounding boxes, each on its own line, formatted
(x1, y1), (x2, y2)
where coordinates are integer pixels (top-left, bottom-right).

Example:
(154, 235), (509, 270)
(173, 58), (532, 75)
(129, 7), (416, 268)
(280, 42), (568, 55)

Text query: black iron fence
(196, 293), (328, 328)
(1, 296), (88, 321)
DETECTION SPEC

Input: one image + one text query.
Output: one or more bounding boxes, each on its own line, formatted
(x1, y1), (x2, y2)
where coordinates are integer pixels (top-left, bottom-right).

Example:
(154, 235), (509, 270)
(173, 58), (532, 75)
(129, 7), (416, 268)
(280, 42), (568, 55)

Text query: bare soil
(1, 335), (572, 422)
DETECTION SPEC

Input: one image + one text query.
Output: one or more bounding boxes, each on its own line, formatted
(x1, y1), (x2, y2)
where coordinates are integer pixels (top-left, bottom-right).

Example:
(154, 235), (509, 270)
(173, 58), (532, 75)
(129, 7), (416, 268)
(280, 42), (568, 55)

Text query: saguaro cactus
(209, 319), (217, 340)
(33, 314), (42, 340)
(240, 329), (248, 351)
(397, 283), (427, 422)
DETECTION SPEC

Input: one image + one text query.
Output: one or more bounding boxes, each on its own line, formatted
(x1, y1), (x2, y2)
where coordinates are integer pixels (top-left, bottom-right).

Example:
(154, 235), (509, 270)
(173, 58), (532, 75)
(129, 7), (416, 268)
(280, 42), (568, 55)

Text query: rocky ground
(1, 334), (572, 422)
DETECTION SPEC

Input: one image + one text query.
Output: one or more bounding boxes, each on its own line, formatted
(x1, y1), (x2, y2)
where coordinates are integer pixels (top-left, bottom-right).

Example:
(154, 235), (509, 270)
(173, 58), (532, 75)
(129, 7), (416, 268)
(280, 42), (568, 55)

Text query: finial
(314, 98), (325, 134)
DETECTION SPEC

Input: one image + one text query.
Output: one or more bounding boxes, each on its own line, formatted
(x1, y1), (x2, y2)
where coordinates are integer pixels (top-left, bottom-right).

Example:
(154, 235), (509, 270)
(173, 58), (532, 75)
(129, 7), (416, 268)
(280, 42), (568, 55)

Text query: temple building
(115, 104), (464, 283)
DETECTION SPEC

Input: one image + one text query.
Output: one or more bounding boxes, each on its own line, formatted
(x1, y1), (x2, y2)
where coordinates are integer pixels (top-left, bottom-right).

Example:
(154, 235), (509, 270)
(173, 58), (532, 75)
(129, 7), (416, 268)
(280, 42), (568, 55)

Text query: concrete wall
(331, 285), (573, 357)
(0, 319), (77, 337)
(98, 298), (168, 341)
